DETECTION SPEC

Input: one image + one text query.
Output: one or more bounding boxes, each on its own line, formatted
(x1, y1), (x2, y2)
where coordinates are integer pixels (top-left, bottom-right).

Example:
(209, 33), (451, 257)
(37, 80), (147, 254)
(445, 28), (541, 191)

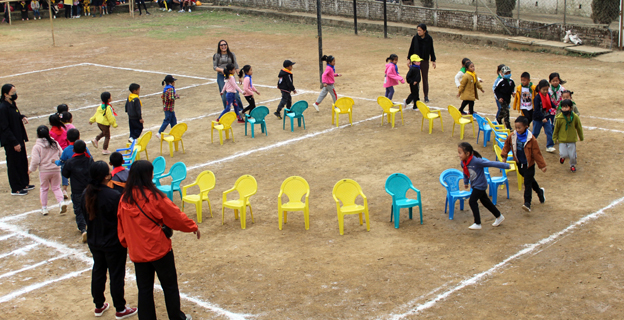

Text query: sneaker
(274, 112), (282, 120)
(95, 302), (110, 317)
(60, 202), (67, 215)
(403, 99), (407, 108)
(312, 103), (319, 112)
(102, 150), (112, 155)
(522, 203), (531, 212)
(63, 189), (69, 200)
(424, 97), (430, 103)
(560, 157), (565, 164)
(237, 119), (245, 123)
(11, 190), (28, 196)
(468, 223), (482, 230)
(461, 111), (468, 115)
(41, 207), (49, 216)
(128, 137), (134, 143)
(188, 9), (191, 12)
(156, 133), (161, 140)
(185, 314), (192, 320)
(546, 147), (556, 153)
(492, 215), (505, 227)
(146, 11), (150, 15)
(571, 166), (576, 173)
(178, 9), (184, 12)
(168, 9), (172, 12)
(81, 231), (88, 243)
(538, 188), (545, 204)
(92, 139), (99, 148)
(25, 185), (35, 191)
(115, 306), (138, 319)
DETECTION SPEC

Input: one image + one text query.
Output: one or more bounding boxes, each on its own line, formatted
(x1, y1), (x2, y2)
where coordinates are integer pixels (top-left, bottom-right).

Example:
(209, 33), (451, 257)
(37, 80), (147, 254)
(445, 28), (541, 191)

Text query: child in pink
(219, 63), (245, 122)
(28, 125), (67, 216)
(239, 65), (261, 115)
(312, 55), (342, 111)
(383, 54), (405, 100)
(49, 113), (69, 150)
(60, 111), (76, 130)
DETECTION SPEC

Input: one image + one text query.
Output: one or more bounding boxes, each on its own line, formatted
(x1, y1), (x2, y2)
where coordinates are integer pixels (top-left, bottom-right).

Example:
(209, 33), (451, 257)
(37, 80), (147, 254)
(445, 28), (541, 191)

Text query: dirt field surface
(0, 10), (623, 320)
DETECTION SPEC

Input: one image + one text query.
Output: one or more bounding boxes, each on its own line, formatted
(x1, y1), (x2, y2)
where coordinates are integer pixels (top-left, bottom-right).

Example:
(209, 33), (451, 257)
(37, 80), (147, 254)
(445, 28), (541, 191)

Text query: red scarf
(462, 155), (473, 179)
(540, 92), (552, 110)
(72, 152), (91, 158)
(111, 166), (125, 177)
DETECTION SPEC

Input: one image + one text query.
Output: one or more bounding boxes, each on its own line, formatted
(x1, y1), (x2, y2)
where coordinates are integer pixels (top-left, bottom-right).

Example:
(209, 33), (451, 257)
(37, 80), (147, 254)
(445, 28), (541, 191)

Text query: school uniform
(494, 77), (516, 130)
(502, 130), (547, 206)
(125, 93), (143, 140)
(553, 112), (584, 167)
(405, 64), (422, 106)
(513, 84), (537, 127)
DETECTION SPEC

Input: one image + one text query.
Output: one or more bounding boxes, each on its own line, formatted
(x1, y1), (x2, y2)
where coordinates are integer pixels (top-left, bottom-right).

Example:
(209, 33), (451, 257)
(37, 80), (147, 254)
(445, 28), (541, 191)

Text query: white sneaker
(188, 9), (191, 12)
(312, 103), (319, 112)
(492, 215), (505, 227)
(41, 207), (49, 216)
(156, 133), (161, 140)
(128, 137), (134, 143)
(403, 99), (407, 108)
(59, 202), (67, 215)
(546, 147), (556, 153)
(168, 8), (172, 12)
(178, 9), (184, 12)
(468, 223), (482, 230)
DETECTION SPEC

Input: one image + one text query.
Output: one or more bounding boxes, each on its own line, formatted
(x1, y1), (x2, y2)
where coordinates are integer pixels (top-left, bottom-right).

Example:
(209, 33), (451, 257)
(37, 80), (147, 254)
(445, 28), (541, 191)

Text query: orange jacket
(117, 188), (197, 263)
(512, 84), (537, 111)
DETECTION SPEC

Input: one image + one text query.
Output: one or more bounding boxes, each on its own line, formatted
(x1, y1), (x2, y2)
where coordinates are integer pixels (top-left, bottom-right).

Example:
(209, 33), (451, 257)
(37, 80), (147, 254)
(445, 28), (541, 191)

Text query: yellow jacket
(513, 84), (537, 111)
(458, 72), (482, 101)
(90, 104), (118, 128)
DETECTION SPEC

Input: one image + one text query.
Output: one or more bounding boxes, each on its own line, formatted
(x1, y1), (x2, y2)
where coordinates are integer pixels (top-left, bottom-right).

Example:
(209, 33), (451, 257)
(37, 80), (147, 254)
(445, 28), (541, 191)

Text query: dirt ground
(0, 10), (623, 320)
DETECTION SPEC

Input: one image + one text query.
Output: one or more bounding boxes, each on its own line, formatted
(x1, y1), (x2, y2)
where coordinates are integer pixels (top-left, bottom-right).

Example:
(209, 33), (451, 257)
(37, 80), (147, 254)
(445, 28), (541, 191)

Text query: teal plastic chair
(440, 169), (471, 220)
(156, 162), (187, 200)
(385, 173), (423, 228)
(152, 156), (166, 186)
(483, 158), (509, 205)
(244, 106), (269, 138)
(283, 100), (308, 132)
(473, 113), (492, 147)
(122, 147), (139, 168)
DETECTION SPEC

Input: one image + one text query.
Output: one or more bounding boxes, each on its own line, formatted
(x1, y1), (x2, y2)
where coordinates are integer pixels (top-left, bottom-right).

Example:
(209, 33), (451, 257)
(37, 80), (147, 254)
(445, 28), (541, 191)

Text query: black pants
(518, 163), (541, 205)
(71, 193), (87, 232)
(276, 91), (292, 115)
(420, 60), (430, 98)
(242, 95), (256, 114)
(129, 118), (144, 140)
(65, 4), (72, 18)
(134, 250), (186, 320)
(137, 0), (149, 13)
(469, 188), (501, 225)
(405, 83), (420, 106)
(459, 100), (475, 114)
(21, 10), (28, 19)
(90, 246), (128, 312)
(521, 109), (534, 128)
(4, 143), (29, 193)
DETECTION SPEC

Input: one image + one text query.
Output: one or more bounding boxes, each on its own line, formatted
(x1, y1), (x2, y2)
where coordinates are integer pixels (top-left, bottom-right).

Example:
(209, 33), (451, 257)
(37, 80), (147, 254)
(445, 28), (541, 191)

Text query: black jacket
(532, 94), (550, 122)
(125, 97), (142, 120)
(62, 154), (94, 196)
(0, 100), (28, 148)
(406, 65), (422, 84)
(277, 69), (295, 92)
(494, 78), (516, 104)
(81, 186), (125, 252)
(407, 33), (436, 62)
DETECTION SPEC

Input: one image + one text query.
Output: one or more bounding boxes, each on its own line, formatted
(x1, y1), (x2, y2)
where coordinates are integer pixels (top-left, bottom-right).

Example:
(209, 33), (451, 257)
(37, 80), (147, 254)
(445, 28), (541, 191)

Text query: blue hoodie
(461, 157), (510, 190)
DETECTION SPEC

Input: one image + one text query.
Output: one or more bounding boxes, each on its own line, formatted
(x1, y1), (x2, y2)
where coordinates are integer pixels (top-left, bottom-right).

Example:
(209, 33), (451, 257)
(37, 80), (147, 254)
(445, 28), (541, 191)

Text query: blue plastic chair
(156, 162), (187, 200)
(385, 173), (423, 228)
(116, 139), (136, 156)
(152, 156), (166, 186)
(473, 113), (492, 147)
(439, 169), (472, 220)
(244, 106), (269, 138)
(122, 147), (139, 168)
(484, 165), (509, 206)
(283, 101), (308, 132)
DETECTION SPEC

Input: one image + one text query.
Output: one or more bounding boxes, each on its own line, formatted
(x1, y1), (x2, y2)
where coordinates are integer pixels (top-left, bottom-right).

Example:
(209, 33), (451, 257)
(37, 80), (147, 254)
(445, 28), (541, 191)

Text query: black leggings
(518, 163), (541, 205)
(137, 0), (148, 13)
(521, 109), (534, 128)
(459, 100), (475, 114)
(242, 95), (256, 114)
(469, 188), (501, 225)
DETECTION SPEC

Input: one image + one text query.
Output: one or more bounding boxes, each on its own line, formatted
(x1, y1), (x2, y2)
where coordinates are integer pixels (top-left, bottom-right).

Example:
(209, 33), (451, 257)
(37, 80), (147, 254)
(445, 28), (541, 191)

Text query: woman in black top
(0, 84), (33, 196)
(82, 161), (137, 318)
(406, 24), (436, 103)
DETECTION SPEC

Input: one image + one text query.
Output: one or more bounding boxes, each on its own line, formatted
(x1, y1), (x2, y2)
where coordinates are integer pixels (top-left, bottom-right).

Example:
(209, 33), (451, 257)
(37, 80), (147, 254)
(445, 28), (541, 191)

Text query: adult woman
(117, 160), (199, 320)
(213, 40), (244, 113)
(0, 84), (33, 196)
(82, 161), (137, 319)
(407, 24), (436, 103)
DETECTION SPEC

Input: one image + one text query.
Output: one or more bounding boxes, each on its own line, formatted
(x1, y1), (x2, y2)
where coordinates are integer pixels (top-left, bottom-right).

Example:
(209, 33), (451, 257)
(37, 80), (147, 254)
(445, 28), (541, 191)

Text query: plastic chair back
(196, 170), (216, 192)
(332, 179), (363, 207)
(447, 105), (462, 123)
(281, 176), (310, 202)
(385, 173), (413, 201)
(169, 123), (188, 140)
(138, 131), (152, 150)
(377, 96), (394, 112)
(235, 175), (258, 198)
(334, 97), (354, 112)
(473, 113), (487, 131)
(152, 156), (166, 177)
(249, 106), (269, 122)
(439, 169), (463, 193)
(416, 101), (431, 118)
(170, 162), (187, 185)
(219, 112), (237, 129)
(289, 101), (308, 116)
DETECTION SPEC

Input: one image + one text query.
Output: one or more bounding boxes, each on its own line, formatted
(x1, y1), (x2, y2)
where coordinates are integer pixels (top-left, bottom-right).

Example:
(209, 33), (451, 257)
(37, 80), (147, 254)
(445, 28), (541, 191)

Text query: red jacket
(117, 188), (197, 263)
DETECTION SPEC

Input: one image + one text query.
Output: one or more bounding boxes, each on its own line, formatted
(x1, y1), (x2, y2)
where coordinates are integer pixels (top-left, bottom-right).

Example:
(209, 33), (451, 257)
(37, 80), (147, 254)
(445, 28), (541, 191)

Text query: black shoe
(424, 97), (430, 103)
(274, 112), (282, 120)
(538, 188), (545, 204)
(522, 203), (531, 212)
(25, 185), (35, 191)
(11, 190), (28, 196)
(146, 11), (150, 15)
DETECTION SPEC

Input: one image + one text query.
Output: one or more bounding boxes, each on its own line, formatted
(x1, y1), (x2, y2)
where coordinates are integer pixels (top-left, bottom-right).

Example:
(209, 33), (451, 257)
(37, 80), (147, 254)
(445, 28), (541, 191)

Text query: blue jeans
(159, 111), (177, 134)
(494, 99), (502, 120)
(217, 73), (243, 111)
(385, 87), (395, 100)
(218, 92), (242, 119)
(532, 116), (554, 148)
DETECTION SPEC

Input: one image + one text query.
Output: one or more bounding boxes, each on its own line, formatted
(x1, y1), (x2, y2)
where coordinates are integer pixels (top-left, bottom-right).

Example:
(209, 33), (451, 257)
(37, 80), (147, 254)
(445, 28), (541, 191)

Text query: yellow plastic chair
(377, 96), (404, 128)
(160, 123), (187, 157)
(486, 117), (510, 135)
(447, 105), (475, 140)
(332, 179), (370, 235)
(278, 176), (310, 230)
(211, 112), (237, 145)
(416, 101), (443, 134)
(494, 144), (524, 191)
(332, 97), (354, 127)
(222, 175), (257, 229)
(135, 131), (152, 160)
(181, 170), (216, 223)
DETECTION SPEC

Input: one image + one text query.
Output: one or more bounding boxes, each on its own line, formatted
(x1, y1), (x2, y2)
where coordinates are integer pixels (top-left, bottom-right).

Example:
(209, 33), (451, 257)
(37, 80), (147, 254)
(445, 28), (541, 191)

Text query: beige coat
(458, 72), (483, 101)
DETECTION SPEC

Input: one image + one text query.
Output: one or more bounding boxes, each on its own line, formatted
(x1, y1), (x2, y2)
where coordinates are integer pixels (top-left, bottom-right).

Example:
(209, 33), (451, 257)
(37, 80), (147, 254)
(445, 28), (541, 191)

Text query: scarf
(72, 152), (91, 158)
(101, 103), (117, 116)
(462, 155), (473, 179)
(245, 75), (252, 88)
(411, 65), (421, 70)
(550, 84), (561, 94)
(281, 68), (293, 74)
(522, 82), (533, 95)
(517, 130), (528, 144)
(163, 84), (176, 94)
(128, 93), (142, 106)
(393, 63), (399, 74)
(460, 67), (466, 73)
(539, 92), (552, 110)
(111, 166), (126, 177)
(564, 112), (575, 130)
(466, 71), (477, 83)
(329, 65), (336, 73)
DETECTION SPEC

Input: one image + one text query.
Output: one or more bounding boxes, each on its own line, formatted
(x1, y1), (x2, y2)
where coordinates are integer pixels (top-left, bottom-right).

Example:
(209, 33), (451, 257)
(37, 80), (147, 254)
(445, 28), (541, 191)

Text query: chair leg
(249, 205), (254, 223)
(491, 186), (498, 205)
(364, 208), (370, 231)
(439, 117), (444, 132)
(390, 205), (393, 222)
(278, 208), (283, 230)
(211, 128), (214, 143)
(428, 119), (434, 134)
(472, 121), (476, 137)
(335, 113), (339, 127)
(160, 140), (163, 155)
(304, 207), (309, 230)
(240, 207), (246, 229)
(196, 202), (202, 223)
(219, 131), (224, 145)
(168, 142), (174, 158)
(460, 124), (465, 140)
(230, 128), (235, 142)
(297, 118), (301, 128)
(419, 204), (423, 224)
(359, 212), (363, 225)
(251, 124), (255, 138)
(400, 109), (404, 125)
(391, 113), (395, 128)
(207, 198), (213, 217)
(394, 207), (400, 229)
(506, 181), (510, 199)
(349, 112), (352, 126)
(245, 121), (248, 136)
(449, 198), (455, 220)
(381, 113), (384, 126)
(302, 117), (306, 130)
(338, 212), (344, 235)
(222, 206), (225, 225)
(290, 117), (294, 132)
(409, 207), (413, 219)
(421, 117), (425, 132)
(283, 210), (287, 224)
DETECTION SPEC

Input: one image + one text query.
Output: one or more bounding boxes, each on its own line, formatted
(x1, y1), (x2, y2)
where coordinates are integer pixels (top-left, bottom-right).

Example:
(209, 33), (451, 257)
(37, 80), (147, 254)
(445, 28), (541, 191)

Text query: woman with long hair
(406, 24), (436, 103)
(213, 40), (244, 114)
(117, 160), (199, 320)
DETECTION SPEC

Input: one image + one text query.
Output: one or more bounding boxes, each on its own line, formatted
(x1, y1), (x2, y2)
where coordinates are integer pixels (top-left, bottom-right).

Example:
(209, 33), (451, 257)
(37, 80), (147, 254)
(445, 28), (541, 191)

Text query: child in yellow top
(513, 72), (538, 127)
(89, 92), (117, 155)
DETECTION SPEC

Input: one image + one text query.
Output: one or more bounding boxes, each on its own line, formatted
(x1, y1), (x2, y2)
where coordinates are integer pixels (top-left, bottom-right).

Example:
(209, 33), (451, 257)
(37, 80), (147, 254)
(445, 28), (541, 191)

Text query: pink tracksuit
(29, 138), (64, 207)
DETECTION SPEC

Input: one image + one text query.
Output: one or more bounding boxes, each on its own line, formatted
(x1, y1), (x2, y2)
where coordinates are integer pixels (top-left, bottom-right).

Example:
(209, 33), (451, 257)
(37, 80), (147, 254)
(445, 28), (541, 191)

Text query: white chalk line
(0, 233), (16, 241)
(0, 243), (39, 260)
(0, 267), (92, 303)
(0, 254), (69, 280)
(388, 195), (624, 319)
(0, 63), (88, 79)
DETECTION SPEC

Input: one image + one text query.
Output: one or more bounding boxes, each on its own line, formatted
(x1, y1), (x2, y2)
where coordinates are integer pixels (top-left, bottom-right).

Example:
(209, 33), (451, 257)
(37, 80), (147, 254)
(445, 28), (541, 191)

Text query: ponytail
(48, 114), (66, 130)
(238, 65), (251, 78)
(224, 63), (235, 79)
(36, 125), (59, 150)
(458, 142), (482, 158)
(321, 55), (335, 64)
(386, 54), (398, 62)
(85, 161), (111, 221)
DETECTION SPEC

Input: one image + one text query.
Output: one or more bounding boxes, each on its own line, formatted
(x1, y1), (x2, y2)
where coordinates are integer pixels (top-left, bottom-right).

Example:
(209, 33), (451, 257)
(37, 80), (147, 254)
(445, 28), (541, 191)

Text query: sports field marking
(0, 254), (69, 279)
(0, 63), (88, 79)
(388, 195), (624, 319)
(0, 243), (39, 260)
(0, 233), (16, 241)
(0, 267), (92, 303)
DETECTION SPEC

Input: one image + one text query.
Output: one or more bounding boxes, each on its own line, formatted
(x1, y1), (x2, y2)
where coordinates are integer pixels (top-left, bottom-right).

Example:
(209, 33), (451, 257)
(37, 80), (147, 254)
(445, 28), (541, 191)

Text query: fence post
(563, 0), (566, 29)
(517, 0), (520, 35)
(317, 0), (323, 88)
(353, 0), (357, 34)
(383, 0), (388, 38)
(620, 0), (623, 49)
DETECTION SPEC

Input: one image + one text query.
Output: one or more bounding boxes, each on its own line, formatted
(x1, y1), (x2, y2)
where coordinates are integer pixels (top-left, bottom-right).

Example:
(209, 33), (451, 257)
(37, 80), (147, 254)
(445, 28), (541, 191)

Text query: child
(458, 142), (509, 230)
(383, 54), (404, 100)
(493, 64), (505, 120)
(49, 114), (69, 150)
(19, 0), (29, 21)
(457, 61), (484, 115)
(125, 83), (143, 142)
(493, 65), (515, 130)
(136, 0), (149, 15)
(501, 116), (547, 212)
(28, 126), (67, 216)
(404, 54), (422, 109)
(219, 63), (245, 122)
(182, 0), (191, 12)
(56, 128), (91, 199)
(89, 92), (117, 155)
(64, 0), (72, 18)
(60, 111), (75, 130)
(557, 90), (580, 116)
(312, 55), (341, 111)
(83, 0), (91, 16)
(31, 0), (42, 19)
(57, 103), (69, 114)
(548, 72), (566, 110)
(107, 152), (129, 192)
(239, 65), (260, 115)
(274, 60), (297, 120)
(158, 75), (179, 139)
(454, 58), (471, 88)
(532, 80), (556, 153)
(513, 72), (537, 127)
(553, 99), (584, 173)
(62, 140), (93, 243)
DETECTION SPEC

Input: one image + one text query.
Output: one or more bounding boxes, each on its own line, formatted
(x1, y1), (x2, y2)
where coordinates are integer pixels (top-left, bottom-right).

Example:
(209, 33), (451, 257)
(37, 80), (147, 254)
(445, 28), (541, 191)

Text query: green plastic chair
(152, 156), (167, 187)
(244, 106), (269, 138)
(156, 162), (187, 200)
(385, 173), (423, 228)
(283, 100), (308, 132)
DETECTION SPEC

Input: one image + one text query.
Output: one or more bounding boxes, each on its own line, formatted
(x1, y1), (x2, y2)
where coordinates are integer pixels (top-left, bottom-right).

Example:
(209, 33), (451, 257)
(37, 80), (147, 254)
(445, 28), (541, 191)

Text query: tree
(591, 0), (619, 24)
(495, 0), (516, 17)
